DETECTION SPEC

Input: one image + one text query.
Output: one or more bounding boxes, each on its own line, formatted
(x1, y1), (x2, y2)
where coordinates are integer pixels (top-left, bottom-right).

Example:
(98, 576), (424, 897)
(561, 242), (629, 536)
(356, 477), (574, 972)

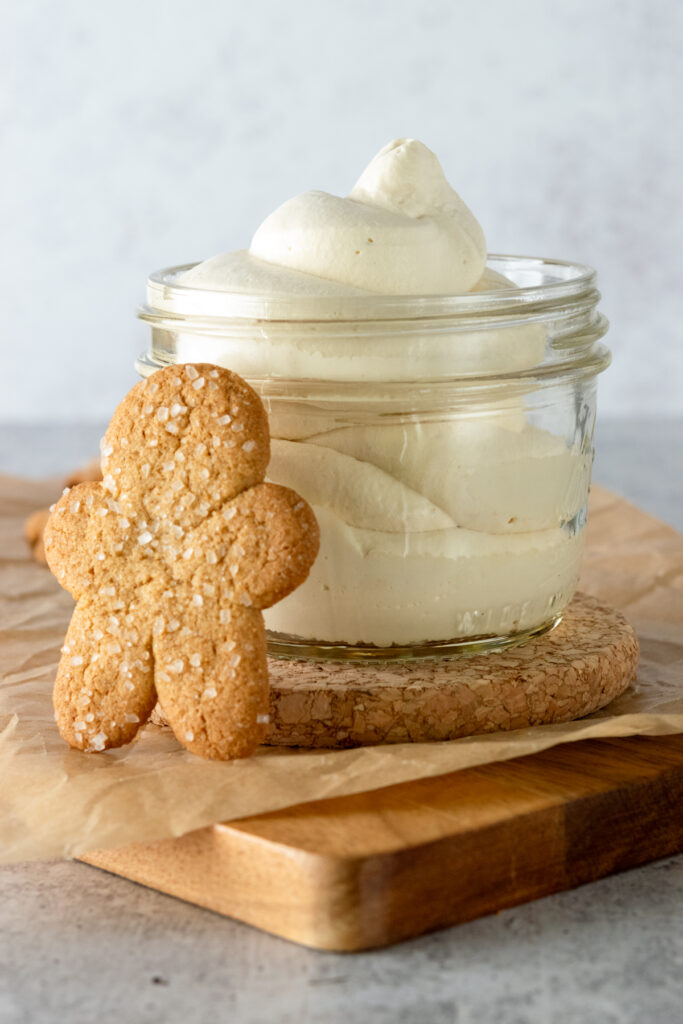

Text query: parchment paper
(1, 475), (682, 864)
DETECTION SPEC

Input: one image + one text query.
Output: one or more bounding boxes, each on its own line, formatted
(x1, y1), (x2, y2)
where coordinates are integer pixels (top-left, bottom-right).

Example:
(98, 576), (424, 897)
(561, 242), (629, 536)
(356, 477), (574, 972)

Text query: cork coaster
(152, 592), (638, 749)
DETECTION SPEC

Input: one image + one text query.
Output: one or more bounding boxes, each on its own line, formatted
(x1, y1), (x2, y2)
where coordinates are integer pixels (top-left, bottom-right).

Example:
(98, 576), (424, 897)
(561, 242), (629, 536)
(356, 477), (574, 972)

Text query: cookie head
(101, 364), (271, 530)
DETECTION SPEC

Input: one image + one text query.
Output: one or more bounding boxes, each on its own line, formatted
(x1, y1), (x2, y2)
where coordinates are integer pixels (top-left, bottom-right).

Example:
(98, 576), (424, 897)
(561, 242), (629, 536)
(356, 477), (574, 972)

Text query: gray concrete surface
(0, 419), (681, 1024)
(1, 856), (682, 1024)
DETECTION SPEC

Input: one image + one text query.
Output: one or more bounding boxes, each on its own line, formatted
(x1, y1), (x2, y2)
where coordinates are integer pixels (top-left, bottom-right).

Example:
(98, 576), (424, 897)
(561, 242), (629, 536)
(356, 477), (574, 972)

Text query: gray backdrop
(3, 0), (682, 420)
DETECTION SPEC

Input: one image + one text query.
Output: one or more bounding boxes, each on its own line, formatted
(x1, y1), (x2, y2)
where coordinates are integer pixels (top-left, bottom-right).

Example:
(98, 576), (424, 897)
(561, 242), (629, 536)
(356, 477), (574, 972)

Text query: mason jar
(136, 255), (610, 661)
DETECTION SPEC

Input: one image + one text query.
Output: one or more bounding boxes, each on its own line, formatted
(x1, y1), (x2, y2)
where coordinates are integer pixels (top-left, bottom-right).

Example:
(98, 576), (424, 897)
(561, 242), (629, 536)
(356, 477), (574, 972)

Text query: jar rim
(142, 253), (598, 324)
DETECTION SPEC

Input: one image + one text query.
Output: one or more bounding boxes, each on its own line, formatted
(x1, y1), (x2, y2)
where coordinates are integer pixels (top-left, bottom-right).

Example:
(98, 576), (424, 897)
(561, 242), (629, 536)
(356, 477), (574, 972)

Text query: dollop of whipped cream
(180, 139), (488, 295)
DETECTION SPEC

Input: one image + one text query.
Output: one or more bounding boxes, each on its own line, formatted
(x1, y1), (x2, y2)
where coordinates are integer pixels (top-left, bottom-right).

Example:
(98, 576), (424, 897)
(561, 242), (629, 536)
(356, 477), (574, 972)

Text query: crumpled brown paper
(1, 475), (682, 864)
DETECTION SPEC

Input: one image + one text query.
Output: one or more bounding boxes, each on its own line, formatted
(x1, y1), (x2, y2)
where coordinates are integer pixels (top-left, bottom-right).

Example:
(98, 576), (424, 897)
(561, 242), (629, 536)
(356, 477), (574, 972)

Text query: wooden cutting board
(82, 732), (683, 951)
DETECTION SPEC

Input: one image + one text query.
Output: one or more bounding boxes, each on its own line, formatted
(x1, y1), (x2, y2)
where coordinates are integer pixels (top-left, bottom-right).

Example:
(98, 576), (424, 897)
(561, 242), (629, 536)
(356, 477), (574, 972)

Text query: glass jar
(136, 255), (610, 661)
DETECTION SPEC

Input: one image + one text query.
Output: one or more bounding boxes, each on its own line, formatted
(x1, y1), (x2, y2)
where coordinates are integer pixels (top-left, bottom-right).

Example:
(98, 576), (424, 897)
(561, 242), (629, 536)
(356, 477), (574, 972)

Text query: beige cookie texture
(43, 363), (320, 760)
(25, 462), (103, 564)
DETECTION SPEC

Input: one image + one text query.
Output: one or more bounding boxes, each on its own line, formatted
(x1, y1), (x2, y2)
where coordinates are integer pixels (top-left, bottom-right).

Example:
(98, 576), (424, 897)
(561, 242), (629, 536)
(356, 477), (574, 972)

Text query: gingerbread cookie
(43, 364), (319, 760)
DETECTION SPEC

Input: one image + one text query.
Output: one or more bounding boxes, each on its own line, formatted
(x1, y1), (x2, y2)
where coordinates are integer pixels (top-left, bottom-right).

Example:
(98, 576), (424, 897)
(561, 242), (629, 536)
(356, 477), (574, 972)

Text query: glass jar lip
(142, 253), (599, 324)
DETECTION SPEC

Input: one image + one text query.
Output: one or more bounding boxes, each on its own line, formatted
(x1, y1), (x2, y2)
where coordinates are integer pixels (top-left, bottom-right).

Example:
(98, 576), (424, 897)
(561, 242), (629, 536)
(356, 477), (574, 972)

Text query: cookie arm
(43, 482), (105, 599)
(189, 483), (319, 610)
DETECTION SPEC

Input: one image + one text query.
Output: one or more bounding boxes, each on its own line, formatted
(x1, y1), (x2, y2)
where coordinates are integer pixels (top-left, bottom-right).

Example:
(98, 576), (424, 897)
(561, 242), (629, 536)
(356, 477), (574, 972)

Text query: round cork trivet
(262, 592), (638, 748)
(151, 591), (639, 749)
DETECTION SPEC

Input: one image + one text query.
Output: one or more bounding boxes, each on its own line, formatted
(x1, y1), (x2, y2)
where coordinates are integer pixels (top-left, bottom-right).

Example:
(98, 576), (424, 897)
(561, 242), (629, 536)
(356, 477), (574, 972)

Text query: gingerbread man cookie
(44, 364), (319, 760)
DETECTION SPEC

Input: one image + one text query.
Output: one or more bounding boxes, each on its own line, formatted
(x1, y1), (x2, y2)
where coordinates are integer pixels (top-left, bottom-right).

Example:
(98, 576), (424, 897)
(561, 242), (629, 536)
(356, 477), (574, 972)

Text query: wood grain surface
(82, 732), (683, 951)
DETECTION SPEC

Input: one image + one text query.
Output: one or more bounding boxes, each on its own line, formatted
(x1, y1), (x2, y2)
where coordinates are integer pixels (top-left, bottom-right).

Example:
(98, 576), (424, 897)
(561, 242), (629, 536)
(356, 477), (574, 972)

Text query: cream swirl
(250, 139), (486, 294)
(181, 139), (487, 296)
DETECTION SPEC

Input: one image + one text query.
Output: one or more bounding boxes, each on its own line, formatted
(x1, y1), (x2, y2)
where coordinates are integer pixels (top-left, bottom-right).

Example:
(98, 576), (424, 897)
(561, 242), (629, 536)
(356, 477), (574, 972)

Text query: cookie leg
(53, 598), (156, 751)
(152, 601), (269, 760)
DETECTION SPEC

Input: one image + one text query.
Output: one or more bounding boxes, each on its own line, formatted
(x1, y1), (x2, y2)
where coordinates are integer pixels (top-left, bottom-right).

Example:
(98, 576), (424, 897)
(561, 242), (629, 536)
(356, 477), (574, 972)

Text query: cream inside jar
(138, 139), (610, 658)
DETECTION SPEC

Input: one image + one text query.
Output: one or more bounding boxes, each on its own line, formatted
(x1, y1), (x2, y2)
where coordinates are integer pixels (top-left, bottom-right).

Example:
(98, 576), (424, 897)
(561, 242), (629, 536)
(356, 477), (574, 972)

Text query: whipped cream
(176, 139), (544, 380)
(181, 138), (486, 296)
(265, 505), (583, 646)
(250, 139), (486, 294)
(171, 140), (586, 647)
